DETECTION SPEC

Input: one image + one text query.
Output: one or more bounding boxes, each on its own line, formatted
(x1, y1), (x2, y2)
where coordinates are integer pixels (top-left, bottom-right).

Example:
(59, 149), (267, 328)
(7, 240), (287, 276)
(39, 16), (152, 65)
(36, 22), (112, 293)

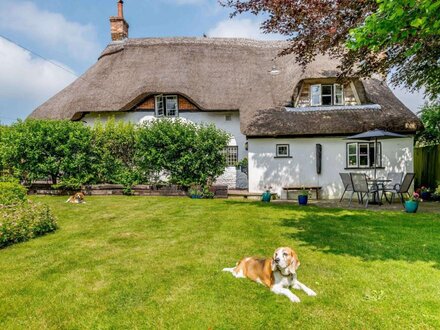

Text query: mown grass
(0, 196), (439, 329)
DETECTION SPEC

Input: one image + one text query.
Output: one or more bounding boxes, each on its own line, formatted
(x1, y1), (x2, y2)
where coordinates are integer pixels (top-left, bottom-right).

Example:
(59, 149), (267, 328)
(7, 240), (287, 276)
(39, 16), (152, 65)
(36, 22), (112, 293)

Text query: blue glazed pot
(261, 191), (272, 202)
(191, 195), (202, 199)
(298, 195), (308, 205)
(421, 192), (430, 200)
(404, 200), (419, 213)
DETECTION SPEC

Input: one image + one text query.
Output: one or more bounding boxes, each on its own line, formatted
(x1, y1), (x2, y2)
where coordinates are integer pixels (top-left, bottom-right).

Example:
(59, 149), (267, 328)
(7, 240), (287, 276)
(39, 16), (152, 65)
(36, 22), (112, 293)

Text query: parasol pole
(374, 137), (378, 180)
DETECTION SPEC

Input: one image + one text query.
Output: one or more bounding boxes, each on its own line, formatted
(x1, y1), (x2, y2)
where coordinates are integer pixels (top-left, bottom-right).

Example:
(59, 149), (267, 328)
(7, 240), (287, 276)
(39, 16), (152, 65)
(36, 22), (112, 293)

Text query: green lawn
(1, 197), (439, 329)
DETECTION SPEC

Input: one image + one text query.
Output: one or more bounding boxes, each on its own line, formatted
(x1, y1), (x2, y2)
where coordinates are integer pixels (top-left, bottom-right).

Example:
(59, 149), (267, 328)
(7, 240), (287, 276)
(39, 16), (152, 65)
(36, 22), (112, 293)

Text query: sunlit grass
(0, 196), (439, 329)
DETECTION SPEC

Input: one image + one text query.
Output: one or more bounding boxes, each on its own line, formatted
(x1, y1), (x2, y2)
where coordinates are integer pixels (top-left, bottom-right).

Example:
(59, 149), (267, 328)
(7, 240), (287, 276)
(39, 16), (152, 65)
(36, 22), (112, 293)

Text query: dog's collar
(277, 267), (293, 278)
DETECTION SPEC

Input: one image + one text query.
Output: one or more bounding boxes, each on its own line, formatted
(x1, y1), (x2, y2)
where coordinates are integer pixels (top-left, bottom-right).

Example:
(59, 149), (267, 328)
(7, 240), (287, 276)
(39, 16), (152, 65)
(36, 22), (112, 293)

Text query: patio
(271, 199), (440, 214)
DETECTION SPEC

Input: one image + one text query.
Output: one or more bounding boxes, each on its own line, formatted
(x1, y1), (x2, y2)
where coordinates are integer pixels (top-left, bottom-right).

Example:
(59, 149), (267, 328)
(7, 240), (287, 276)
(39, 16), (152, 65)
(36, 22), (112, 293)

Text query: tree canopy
(222, 0), (440, 100)
(416, 103), (440, 146)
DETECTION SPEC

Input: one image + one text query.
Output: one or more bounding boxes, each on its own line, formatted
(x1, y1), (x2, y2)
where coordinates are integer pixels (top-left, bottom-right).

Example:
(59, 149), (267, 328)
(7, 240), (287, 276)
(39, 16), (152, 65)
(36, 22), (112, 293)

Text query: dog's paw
(290, 295), (301, 303)
(306, 289), (317, 297)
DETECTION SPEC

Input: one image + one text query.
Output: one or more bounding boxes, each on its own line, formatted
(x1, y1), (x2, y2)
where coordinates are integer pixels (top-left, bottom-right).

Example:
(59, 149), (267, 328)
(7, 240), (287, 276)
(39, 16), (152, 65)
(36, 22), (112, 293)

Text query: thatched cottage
(29, 1), (422, 198)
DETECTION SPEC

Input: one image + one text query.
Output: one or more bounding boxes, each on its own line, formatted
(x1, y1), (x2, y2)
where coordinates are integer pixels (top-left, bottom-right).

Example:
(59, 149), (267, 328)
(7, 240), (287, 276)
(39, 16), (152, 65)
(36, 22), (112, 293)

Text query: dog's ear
(288, 249), (300, 273)
(271, 258), (277, 271)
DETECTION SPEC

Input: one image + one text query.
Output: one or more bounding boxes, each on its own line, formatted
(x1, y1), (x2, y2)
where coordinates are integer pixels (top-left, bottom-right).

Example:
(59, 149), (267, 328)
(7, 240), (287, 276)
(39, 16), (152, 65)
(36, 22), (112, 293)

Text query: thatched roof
(29, 37), (421, 136)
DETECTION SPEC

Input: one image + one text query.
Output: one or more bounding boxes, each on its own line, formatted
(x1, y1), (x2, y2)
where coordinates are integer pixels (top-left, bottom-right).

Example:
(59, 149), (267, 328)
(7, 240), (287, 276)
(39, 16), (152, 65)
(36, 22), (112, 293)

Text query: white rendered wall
(83, 111), (248, 188)
(248, 137), (414, 199)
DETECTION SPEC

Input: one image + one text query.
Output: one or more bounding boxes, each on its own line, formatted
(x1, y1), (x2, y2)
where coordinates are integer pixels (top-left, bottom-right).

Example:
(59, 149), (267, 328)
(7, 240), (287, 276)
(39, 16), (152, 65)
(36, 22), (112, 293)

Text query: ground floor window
(223, 146), (238, 166)
(346, 142), (382, 168)
(276, 144), (290, 158)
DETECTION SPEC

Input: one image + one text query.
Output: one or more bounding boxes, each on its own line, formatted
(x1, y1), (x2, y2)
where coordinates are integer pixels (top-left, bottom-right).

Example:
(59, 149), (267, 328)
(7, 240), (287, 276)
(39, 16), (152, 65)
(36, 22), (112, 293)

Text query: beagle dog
(66, 192), (86, 204)
(223, 247), (316, 303)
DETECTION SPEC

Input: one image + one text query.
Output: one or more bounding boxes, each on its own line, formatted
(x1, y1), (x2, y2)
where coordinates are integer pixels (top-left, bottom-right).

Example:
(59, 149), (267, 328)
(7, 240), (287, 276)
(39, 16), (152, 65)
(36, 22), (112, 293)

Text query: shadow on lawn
(225, 201), (440, 269)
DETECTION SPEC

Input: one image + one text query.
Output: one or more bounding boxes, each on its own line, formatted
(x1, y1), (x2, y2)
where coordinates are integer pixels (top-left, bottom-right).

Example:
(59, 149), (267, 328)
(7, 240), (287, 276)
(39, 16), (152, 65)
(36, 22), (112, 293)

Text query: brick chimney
(110, 0), (129, 41)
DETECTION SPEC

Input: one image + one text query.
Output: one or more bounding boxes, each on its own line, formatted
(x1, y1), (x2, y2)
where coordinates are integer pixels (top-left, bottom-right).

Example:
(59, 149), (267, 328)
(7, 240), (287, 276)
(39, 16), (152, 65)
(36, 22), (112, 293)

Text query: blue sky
(0, 0), (425, 124)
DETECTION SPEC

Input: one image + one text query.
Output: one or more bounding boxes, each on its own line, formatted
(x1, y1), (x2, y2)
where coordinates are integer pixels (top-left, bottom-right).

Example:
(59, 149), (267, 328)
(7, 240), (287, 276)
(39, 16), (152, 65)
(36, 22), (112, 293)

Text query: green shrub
(0, 201), (57, 248)
(1, 120), (93, 185)
(1, 119), (231, 189)
(0, 181), (27, 206)
(136, 119), (230, 186)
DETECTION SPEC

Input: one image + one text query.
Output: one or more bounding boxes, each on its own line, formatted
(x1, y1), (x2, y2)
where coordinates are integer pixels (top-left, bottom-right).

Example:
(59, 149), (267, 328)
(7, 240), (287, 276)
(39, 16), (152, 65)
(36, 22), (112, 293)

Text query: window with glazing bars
(222, 146), (238, 166)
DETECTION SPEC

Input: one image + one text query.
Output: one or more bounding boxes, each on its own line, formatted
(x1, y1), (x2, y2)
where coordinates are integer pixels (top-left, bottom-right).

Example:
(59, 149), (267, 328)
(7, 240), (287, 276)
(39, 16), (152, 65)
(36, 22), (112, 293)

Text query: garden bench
(282, 186), (322, 200)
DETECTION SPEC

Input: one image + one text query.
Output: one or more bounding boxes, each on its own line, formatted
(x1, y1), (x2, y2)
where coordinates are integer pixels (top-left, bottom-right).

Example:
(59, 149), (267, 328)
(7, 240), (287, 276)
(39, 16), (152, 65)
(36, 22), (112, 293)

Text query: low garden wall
(27, 183), (228, 198)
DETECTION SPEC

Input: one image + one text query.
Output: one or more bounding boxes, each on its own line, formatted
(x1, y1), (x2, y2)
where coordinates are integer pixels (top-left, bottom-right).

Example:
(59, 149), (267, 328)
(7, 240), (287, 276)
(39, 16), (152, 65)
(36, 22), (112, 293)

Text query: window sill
(274, 156), (293, 159)
(344, 167), (385, 170)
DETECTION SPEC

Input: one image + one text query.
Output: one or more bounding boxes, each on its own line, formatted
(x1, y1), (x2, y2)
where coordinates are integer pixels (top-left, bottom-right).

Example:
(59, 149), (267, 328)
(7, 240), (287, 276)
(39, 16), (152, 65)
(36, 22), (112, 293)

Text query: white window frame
(155, 95), (179, 117)
(311, 85), (321, 106)
(358, 143), (370, 168)
(310, 84), (345, 106)
(276, 144), (290, 158)
(321, 84), (333, 106)
(334, 84), (344, 105)
(222, 146), (238, 166)
(347, 143), (358, 168)
(346, 142), (381, 168)
(155, 95), (164, 117)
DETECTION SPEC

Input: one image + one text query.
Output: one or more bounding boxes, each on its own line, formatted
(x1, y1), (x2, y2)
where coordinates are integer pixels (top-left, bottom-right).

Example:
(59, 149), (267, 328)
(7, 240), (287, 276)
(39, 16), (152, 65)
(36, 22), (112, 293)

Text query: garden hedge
(0, 119), (230, 190)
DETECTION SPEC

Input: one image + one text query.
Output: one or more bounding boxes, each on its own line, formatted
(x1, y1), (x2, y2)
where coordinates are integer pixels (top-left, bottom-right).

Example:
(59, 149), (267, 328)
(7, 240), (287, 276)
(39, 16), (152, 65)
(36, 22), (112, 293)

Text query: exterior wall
(248, 137), (414, 199)
(83, 111), (248, 189)
(215, 166), (248, 189)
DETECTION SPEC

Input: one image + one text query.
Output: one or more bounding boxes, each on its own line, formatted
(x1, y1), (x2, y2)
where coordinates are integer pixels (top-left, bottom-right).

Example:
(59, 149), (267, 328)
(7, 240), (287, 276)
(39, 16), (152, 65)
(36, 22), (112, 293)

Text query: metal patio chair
(381, 172), (403, 203)
(382, 173), (415, 204)
(349, 173), (379, 208)
(339, 173), (355, 202)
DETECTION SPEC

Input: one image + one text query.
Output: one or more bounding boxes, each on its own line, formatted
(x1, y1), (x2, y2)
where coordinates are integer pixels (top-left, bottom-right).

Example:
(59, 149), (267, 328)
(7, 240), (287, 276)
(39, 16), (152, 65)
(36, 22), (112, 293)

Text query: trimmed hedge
(0, 119), (230, 189)
(0, 201), (58, 248)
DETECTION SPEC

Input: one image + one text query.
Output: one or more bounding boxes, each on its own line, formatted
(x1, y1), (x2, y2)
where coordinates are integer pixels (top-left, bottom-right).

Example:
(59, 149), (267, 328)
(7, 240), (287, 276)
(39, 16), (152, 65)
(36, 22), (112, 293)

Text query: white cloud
(0, 1), (100, 61)
(208, 18), (283, 40)
(0, 38), (76, 122)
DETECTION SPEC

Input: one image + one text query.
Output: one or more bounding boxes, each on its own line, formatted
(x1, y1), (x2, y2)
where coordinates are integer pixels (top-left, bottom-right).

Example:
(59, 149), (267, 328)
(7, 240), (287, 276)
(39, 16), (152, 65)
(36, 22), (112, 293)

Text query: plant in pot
(261, 186), (272, 202)
(189, 186), (202, 199)
(418, 186), (431, 200)
(404, 192), (421, 213)
(298, 187), (309, 206)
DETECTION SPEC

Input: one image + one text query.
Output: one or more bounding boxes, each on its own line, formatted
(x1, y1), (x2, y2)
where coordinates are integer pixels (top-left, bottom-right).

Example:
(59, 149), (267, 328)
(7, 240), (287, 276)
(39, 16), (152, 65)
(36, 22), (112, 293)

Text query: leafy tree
(136, 119), (230, 186)
(416, 103), (440, 146)
(1, 120), (93, 185)
(222, 0), (440, 99)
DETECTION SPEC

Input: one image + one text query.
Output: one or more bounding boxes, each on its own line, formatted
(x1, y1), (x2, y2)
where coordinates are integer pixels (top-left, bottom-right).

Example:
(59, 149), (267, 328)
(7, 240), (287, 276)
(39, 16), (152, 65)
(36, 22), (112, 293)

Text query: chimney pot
(118, 0), (124, 18)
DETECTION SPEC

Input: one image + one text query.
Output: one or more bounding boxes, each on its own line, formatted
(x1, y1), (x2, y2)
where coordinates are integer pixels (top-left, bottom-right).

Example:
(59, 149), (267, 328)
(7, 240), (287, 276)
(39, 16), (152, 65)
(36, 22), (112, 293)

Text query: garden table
(367, 178), (391, 205)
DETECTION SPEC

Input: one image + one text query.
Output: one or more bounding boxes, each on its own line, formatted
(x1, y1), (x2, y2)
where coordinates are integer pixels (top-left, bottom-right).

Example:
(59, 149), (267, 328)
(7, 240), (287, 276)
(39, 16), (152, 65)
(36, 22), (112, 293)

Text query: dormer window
(310, 84), (344, 106)
(155, 95), (178, 117)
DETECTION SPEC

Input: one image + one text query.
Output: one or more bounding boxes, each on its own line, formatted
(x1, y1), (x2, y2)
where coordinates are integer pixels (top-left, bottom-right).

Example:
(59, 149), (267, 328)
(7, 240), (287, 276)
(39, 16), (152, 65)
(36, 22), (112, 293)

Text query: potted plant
(298, 187), (309, 206)
(261, 186), (272, 202)
(189, 186), (202, 199)
(404, 192), (420, 213)
(419, 186), (431, 200)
